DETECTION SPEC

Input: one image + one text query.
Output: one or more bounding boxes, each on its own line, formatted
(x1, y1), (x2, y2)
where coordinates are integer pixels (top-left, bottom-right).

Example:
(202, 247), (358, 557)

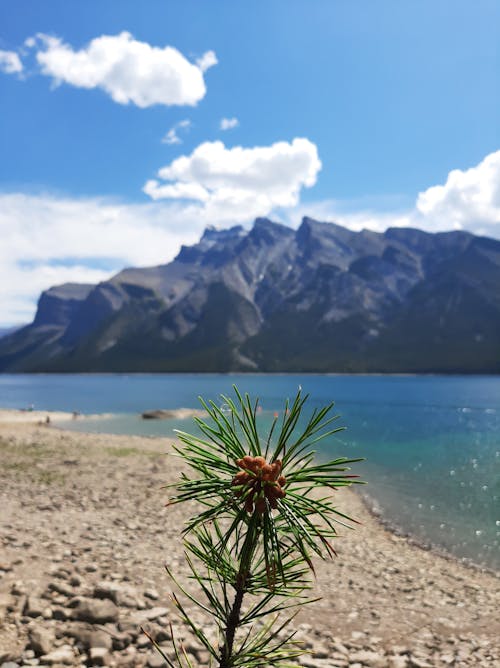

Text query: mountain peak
(200, 224), (245, 243)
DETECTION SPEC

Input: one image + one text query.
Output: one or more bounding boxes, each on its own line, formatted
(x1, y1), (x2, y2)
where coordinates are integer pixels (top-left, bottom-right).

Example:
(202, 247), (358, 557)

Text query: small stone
(40, 645), (74, 665)
(48, 582), (73, 597)
(29, 628), (55, 656)
(72, 597), (119, 624)
(24, 597), (45, 618)
(89, 647), (109, 666)
(41, 607), (52, 620)
(132, 607), (169, 624)
(112, 632), (133, 651)
(136, 635), (151, 649)
(1, 663), (20, 668)
(146, 652), (167, 668)
(94, 581), (121, 604)
(11, 581), (26, 596)
(144, 588), (159, 601)
(0, 594), (12, 614)
(408, 658), (432, 668)
(348, 650), (386, 667)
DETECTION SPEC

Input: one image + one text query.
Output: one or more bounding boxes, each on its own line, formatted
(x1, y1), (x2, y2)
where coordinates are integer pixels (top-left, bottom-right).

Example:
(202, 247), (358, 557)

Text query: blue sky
(0, 0), (499, 325)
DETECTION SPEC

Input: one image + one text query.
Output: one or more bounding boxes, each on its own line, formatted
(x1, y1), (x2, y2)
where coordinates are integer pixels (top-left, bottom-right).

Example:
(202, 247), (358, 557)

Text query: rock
(142, 410), (174, 420)
(52, 607), (71, 620)
(146, 652), (168, 668)
(153, 628), (172, 643)
(40, 645), (74, 665)
(29, 629), (55, 656)
(348, 650), (386, 667)
(94, 581), (120, 601)
(48, 582), (73, 597)
(408, 658), (432, 668)
(112, 631), (133, 651)
(24, 597), (45, 618)
(40, 607), (52, 620)
(11, 581), (26, 596)
(0, 593), (12, 614)
(89, 631), (113, 650)
(89, 647), (109, 666)
(388, 656), (409, 668)
(132, 607), (169, 624)
(67, 624), (113, 651)
(114, 647), (138, 668)
(72, 597), (119, 623)
(1, 663), (20, 668)
(144, 588), (159, 601)
(94, 581), (139, 608)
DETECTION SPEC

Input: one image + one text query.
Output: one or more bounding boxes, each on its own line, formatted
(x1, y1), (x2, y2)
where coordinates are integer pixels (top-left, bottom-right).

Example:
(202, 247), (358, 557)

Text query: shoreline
(2, 372), (500, 377)
(2, 407), (497, 577)
(0, 407), (205, 425)
(356, 488), (499, 578)
(0, 418), (498, 666)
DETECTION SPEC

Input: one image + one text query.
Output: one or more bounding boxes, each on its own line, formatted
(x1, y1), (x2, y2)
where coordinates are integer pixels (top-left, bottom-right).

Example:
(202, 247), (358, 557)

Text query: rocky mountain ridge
(1, 217), (499, 373)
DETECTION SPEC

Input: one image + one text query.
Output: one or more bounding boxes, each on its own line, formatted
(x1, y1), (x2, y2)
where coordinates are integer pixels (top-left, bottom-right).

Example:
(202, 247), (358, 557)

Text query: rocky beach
(0, 412), (498, 667)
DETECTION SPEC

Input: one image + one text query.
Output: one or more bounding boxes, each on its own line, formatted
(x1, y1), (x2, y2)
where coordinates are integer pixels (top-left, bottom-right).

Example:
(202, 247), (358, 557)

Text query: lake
(1, 373), (499, 571)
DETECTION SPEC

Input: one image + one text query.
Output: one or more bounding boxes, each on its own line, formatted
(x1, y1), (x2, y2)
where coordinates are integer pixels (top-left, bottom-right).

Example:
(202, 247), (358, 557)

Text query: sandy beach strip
(0, 416), (498, 667)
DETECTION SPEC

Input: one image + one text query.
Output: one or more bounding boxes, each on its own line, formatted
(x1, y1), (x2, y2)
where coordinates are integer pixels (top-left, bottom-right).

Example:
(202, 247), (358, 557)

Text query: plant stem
(219, 516), (258, 668)
(219, 581), (245, 668)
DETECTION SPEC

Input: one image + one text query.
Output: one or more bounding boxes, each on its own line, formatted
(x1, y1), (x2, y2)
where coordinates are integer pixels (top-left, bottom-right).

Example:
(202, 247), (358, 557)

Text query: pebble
(89, 647), (109, 666)
(23, 597), (45, 618)
(146, 652), (168, 668)
(71, 597), (119, 623)
(39, 645), (74, 665)
(28, 629), (54, 657)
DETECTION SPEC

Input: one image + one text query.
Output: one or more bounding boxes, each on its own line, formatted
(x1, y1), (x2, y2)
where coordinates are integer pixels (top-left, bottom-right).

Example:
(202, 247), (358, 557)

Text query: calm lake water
(1, 373), (499, 571)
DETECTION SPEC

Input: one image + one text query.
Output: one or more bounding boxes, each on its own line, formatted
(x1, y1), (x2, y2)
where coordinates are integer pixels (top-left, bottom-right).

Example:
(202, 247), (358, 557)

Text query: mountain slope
(1, 218), (499, 373)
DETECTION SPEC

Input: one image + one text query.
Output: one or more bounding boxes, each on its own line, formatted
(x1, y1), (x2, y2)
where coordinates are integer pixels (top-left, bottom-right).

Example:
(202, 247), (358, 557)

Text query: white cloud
(0, 193), (204, 325)
(29, 32), (216, 107)
(416, 150), (500, 231)
(0, 49), (23, 74)
(144, 138), (322, 223)
(220, 117), (239, 131)
(162, 118), (191, 145)
(285, 150), (500, 239)
(163, 128), (182, 145)
(196, 50), (218, 73)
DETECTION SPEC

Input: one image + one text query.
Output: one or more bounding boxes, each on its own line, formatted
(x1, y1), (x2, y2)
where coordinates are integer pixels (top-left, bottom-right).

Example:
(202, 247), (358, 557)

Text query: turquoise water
(1, 373), (499, 571)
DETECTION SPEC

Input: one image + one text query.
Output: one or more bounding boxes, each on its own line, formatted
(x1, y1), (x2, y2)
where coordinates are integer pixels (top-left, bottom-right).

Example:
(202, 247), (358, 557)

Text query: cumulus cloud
(144, 138), (322, 223)
(220, 117), (239, 131)
(416, 150), (500, 234)
(0, 193), (204, 325)
(28, 32), (216, 107)
(0, 49), (23, 74)
(162, 118), (191, 145)
(285, 150), (500, 239)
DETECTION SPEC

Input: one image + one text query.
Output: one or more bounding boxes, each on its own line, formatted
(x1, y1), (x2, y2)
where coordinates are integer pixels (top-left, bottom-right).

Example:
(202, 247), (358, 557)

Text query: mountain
(0, 325), (25, 339)
(1, 217), (500, 373)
